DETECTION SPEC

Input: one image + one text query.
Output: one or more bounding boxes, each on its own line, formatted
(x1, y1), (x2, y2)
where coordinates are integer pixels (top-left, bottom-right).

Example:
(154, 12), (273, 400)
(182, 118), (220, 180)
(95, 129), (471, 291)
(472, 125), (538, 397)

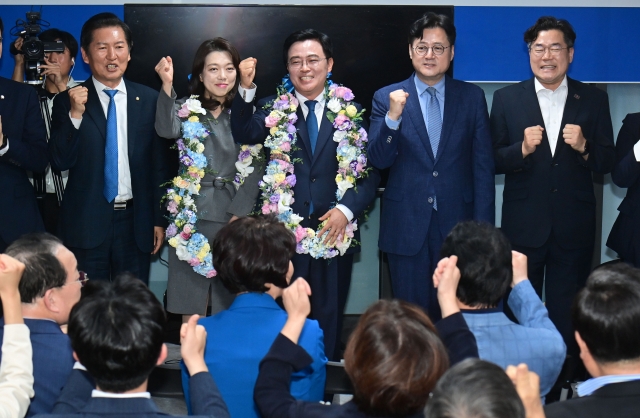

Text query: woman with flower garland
(155, 38), (263, 320)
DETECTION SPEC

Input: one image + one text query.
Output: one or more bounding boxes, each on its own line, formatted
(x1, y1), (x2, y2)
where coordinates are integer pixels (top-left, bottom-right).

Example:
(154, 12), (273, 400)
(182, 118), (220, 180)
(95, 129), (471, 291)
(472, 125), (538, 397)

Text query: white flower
(290, 213), (303, 225)
(187, 183), (200, 195)
(182, 195), (195, 208)
(184, 98), (207, 115)
(327, 98), (342, 113)
(236, 160), (255, 177)
(196, 143), (205, 153)
(336, 180), (354, 200)
(175, 244), (191, 261)
(278, 193), (293, 212)
(333, 130), (347, 142)
(263, 174), (274, 184)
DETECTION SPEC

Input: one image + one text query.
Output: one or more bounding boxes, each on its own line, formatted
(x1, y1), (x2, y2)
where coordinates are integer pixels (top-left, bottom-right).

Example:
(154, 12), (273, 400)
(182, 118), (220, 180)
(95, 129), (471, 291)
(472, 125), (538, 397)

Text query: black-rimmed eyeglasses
(413, 45), (450, 56)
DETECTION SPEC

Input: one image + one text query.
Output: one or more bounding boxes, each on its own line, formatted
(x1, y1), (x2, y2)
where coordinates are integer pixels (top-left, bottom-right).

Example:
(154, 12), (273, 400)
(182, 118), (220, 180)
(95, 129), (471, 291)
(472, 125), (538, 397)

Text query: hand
(155, 56), (174, 96)
(238, 57), (257, 89)
(522, 125), (544, 157)
(13, 38), (25, 65)
(506, 364), (544, 418)
(388, 89), (409, 121)
(281, 278), (312, 344)
(152, 226), (164, 254)
(563, 124), (587, 153)
(228, 215), (239, 223)
(511, 251), (528, 288)
(318, 208), (348, 246)
(40, 56), (67, 92)
(433, 255), (461, 318)
(0, 254), (25, 296)
(68, 86), (89, 119)
(180, 314), (208, 375)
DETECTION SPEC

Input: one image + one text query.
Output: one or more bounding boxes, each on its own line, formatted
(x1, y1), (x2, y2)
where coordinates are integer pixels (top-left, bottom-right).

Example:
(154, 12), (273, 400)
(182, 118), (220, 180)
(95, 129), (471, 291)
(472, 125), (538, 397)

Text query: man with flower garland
(368, 13), (495, 321)
(231, 29), (380, 360)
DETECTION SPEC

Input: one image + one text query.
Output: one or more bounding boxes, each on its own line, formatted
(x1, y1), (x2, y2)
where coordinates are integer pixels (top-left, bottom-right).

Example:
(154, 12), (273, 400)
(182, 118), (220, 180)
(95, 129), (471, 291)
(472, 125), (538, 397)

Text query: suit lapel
(84, 80), (107, 142)
(521, 78), (552, 157)
(554, 78), (582, 160)
(435, 75), (458, 164)
(404, 75), (435, 161)
(294, 105), (313, 161)
(312, 105), (334, 165)
(125, 80), (138, 160)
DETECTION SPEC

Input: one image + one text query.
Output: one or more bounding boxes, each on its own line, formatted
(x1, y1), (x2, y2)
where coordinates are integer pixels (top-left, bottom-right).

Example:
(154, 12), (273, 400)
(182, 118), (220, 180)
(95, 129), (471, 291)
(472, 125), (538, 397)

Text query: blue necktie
(427, 87), (441, 210)
(103, 89), (118, 203)
(305, 100), (318, 155)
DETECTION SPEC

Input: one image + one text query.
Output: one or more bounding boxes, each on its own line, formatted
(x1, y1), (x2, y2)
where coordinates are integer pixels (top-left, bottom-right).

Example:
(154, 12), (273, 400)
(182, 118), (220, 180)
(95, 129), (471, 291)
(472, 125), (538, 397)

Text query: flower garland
(260, 82), (371, 259)
(164, 96), (262, 277)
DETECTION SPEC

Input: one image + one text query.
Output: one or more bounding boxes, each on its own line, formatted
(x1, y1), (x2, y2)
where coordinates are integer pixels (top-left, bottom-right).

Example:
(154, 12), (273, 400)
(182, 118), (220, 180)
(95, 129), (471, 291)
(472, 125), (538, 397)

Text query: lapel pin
(0, 95), (4, 100)
(136, 97), (140, 101)
(574, 94), (580, 100)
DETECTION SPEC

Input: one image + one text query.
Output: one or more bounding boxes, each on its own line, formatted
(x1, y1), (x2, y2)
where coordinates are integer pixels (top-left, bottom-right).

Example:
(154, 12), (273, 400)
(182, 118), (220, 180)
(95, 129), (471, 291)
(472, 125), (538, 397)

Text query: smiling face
(529, 29), (574, 91)
(81, 26), (130, 88)
(200, 51), (237, 103)
(287, 39), (333, 100)
(410, 27), (454, 86)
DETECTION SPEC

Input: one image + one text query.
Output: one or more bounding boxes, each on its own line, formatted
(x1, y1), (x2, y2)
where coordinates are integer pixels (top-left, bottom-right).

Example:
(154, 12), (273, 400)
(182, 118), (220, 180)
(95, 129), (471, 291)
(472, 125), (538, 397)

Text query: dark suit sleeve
(230, 94), (269, 145)
(368, 88), (399, 169)
(579, 90), (615, 174)
(612, 114), (640, 188)
(51, 369), (95, 414)
(149, 91), (169, 228)
(48, 91), (80, 172)
(471, 89), (495, 224)
(491, 89), (533, 175)
(188, 371), (230, 418)
(0, 86), (48, 172)
(435, 312), (478, 366)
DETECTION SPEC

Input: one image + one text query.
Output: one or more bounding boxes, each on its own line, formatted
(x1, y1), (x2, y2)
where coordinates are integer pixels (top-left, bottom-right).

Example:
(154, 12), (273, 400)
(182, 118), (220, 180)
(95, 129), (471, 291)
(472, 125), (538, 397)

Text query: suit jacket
(182, 293), (326, 418)
(230, 91), (380, 253)
(37, 368), (230, 418)
(607, 113), (640, 265)
(544, 379), (640, 418)
(49, 79), (168, 252)
(0, 318), (74, 417)
(492, 77), (615, 249)
(462, 280), (565, 396)
(0, 76), (48, 245)
(368, 74), (495, 256)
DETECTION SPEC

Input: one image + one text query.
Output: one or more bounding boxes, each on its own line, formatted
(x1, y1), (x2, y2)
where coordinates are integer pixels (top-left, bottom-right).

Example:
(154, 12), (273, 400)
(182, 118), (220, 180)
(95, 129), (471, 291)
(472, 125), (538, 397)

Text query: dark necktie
(305, 100), (318, 155)
(426, 87), (441, 210)
(103, 89), (119, 202)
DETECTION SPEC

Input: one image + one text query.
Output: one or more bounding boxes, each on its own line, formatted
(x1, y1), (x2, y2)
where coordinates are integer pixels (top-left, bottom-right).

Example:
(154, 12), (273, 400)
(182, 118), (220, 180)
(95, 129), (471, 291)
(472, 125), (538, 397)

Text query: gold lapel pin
(136, 97), (140, 101)
(0, 95), (4, 100)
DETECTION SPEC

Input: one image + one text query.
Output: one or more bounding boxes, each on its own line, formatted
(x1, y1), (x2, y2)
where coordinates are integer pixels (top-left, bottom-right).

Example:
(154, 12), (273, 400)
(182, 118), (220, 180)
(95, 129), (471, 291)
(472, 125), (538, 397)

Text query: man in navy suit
(230, 29), (380, 360)
(491, 17), (614, 348)
(368, 13), (495, 320)
(49, 13), (167, 284)
(39, 274), (230, 418)
(0, 17), (48, 252)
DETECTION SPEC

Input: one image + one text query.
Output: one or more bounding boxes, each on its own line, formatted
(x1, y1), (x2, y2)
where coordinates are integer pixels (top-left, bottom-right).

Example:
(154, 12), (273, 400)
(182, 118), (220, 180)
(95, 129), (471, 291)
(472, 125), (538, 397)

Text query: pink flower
(177, 104), (190, 118)
(206, 270), (217, 278)
(356, 163), (364, 173)
(269, 203), (278, 212)
(333, 86), (354, 100)
(295, 226), (307, 243)
(265, 115), (279, 128)
(189, 258), (201, 266)
(167, 200), (178, 214)
(334, 114), (350, 126)
(262, 204), (271, 214)
(281, 141), (291, 152)
(180, 232), (191, 240)
(183, 225), (192, 234)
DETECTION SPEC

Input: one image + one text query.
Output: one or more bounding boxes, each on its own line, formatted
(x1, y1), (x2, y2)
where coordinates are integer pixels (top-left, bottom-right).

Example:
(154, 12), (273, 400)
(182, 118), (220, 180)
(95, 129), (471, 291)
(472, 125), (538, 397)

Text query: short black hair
(424, 358), (525, 418)
(572, 263), (640, 363)
(68, 273), (166, 393)
(39, 28), (79, 60)
(80, 12), (132, 53)
(5, 233), (67, 303)
(408, 12), (456, 46)
(440, 221), (512, 308)
(212, 215), (294, 294)
(0, 17), (4, 35)
(524, 16), (576, 49)
(282, 29), (333, 68)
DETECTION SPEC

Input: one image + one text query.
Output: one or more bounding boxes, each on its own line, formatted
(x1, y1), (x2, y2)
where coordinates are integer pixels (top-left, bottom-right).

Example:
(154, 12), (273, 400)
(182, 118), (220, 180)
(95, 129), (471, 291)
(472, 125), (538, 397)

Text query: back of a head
(573, 263), (640, 363)
(344, 299), (448, 417)
(212, 215), (295, 294)
(68, 273), (166, 393)
(424, 358), (525, 418)
(440, 221), (512, 308)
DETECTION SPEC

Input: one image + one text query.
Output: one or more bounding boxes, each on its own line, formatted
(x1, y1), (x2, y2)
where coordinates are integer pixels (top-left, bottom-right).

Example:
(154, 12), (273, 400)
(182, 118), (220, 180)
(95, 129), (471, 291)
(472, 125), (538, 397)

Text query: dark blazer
(492, 77), (615, 249)
(0, 76), (47, 245)
(607, 113), (640, 266)
(230, 92), (380, 253)
(49, 79), (168, 253)
(544, 379), (640, 418)
(368, 74), (495, 256)
(38, 368), (230, 418)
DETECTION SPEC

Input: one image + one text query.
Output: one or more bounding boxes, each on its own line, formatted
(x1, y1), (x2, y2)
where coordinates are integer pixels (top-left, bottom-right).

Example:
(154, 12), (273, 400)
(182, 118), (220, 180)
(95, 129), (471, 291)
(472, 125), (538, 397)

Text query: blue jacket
(182, 293), (326, 418)
(463, 280), (566, 396)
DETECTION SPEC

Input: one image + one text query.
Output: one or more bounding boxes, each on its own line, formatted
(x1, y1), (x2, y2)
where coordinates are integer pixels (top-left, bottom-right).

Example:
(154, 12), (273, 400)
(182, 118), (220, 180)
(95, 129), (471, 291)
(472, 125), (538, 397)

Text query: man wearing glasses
(491, 16), (614, 353)
(368, 12), (495, 321)
(0, 233), (86, 416)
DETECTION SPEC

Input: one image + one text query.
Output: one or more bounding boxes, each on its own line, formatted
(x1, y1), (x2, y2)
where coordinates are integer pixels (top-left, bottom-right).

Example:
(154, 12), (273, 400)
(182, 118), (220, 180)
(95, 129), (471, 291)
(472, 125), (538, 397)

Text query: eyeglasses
(67, 271), (89, 287)
(529, 45), (570, 57)
(413, 45), (450, 56)
(288, 56), (327, 70)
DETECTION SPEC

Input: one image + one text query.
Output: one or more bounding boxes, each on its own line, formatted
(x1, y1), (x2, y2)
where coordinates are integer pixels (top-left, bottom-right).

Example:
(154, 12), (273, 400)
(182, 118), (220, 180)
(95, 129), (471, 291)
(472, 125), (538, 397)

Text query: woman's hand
(155, 56), (174, 97)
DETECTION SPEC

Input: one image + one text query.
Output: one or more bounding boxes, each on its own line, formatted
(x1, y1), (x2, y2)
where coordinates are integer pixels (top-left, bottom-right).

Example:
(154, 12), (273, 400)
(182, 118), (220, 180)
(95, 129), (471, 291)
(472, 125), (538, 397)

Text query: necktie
(103, 89), (118, 203)
(427, 87), (441, 210)
(305, 100), (318, 155)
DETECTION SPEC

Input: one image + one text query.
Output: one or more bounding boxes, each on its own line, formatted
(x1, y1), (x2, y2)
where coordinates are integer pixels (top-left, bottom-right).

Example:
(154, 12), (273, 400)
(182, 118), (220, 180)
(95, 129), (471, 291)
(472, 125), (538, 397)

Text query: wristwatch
(579, 141), (589, 156)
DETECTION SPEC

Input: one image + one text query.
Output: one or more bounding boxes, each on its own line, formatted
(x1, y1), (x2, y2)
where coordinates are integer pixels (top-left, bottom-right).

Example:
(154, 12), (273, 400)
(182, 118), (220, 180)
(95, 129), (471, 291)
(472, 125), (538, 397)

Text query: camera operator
(12, 28), (79, 234)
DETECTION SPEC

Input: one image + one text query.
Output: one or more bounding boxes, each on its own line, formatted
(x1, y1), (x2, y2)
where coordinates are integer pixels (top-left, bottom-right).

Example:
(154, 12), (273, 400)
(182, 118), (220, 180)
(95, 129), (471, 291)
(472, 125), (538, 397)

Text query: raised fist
(239, 57), (257, 89)
(388, 89), (409, 121)
(69, 86), (89, 119)
(522, 125), (544, 157)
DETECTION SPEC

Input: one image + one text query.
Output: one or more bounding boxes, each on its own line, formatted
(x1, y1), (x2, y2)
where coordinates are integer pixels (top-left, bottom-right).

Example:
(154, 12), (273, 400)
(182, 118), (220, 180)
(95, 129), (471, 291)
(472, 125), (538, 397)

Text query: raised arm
(154, 56), (183, 139)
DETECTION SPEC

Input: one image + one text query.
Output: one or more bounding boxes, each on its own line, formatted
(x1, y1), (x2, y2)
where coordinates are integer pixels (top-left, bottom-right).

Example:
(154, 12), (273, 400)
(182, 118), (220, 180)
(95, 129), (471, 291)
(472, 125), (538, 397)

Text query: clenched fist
(69, 86), (89, 119)
(239, 57), (257, 89)
(388, 89), (409, 121)
(155, 56), (174, 96)
(522, 125), (544, 157)
(563, 124), (587, 154)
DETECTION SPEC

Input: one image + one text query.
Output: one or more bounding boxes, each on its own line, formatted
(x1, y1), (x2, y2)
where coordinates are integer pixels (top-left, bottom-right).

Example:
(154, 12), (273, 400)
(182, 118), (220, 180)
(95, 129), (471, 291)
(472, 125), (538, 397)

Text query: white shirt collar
(534, 75), (568, 93)
(91, 389), (150, 399)
(577, 374), (640, 397)
(295, 89), (325, 108)
(92, 77), (127, 95)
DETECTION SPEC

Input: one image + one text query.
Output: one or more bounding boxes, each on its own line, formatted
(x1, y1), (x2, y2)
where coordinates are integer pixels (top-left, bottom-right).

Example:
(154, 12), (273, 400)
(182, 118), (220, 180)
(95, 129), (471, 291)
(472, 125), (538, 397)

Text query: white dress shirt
(535, 76), (568, 157)
(0, 324), (34, 418)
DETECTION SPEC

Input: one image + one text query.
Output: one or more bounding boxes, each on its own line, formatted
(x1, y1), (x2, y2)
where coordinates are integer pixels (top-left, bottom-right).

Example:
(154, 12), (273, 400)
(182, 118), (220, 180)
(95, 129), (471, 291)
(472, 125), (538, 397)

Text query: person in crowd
(367, 12), (494, 321)
(48, 12), (168, 284)
(544, 263), (640, 418)
(12, 29), (80, 234)
(230, 29), (380, 360)
(181, 215), (326, 418)
(0, 254), (33, 418)
(1, 233), (82, 417)
(0, 16), (48, 252)
(607, 113), (640, 268)
(491, 16), (615, 350)
(253, 254), (478, 418)
(155, 38), (263, 320)
(41, 274), (230, 418)
(437, 221), (565, 398)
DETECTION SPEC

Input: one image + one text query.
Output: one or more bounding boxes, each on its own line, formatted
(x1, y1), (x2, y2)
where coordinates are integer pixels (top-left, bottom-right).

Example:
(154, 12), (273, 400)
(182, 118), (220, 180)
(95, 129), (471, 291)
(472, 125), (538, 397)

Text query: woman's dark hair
(188, 38), (240, 111)
(344, 299), (449, 417)
(282, 29), (333, 68)
(408, 12), (456, 46)
(212, 215), (295, 294)
(524, 16), (576, 48)
(80, 12), (132, 52)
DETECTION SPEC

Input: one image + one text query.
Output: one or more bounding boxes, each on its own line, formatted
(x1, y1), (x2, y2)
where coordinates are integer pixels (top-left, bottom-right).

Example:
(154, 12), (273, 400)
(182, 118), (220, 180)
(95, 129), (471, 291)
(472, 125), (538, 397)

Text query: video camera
(10, 11), (64, 85)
